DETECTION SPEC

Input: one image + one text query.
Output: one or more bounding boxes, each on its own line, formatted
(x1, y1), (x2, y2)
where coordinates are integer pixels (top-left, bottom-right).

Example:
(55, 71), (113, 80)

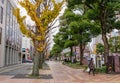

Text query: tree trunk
(79, 44), (83, 65)
(59, 54), (61, 61)
(32, 51), (40, 76)
(39, 52), (43, 69)
(74, 46), (77, 61)
(100, 5), (109, 64)
(70, 47), (73, 62)
(42, 52), (45, 63)
(102, 32), (109, 64)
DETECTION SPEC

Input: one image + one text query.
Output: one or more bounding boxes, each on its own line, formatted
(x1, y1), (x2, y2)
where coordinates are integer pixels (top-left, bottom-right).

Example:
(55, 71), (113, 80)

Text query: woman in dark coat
(88, 58), (95, 76)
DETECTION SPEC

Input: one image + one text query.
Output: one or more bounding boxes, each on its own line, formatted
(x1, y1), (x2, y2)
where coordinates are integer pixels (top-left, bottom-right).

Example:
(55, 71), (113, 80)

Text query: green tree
(68, 0), (120, 64)
(53, 27), (78, 61)
(60, 7), (101, 65)
(109, 36), (120, 53)
(53, 33), (65, 60)
(64, 40), (78, 62)
(51, 11), (77, 62)
(96, 43), (104, 55)
(51, 44), (62, 60)
(69, 14), (100, 65)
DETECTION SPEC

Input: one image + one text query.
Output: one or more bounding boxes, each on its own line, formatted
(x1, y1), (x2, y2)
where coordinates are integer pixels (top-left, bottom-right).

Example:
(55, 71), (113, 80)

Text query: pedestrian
(88, 58), (95, 76)
(108, 64), (112, 73)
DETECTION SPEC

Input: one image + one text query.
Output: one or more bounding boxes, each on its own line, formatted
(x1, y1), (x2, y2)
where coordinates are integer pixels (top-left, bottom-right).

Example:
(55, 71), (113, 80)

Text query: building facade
(21, 36), (31, 62)
(0, 0), (22, 67)
(0, 0), (6, 67)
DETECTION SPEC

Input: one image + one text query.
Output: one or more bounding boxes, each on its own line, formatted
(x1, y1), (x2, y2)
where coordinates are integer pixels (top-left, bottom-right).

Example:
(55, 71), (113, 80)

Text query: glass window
(0, 28), (2, 44)
(2, 0), (4, 3)
(5, 15), (10, 40)
(0, 0), (4, 4)
(7, 2), (11, 15)
(0, 7), (3, 24)
(6, 25), (9, 40)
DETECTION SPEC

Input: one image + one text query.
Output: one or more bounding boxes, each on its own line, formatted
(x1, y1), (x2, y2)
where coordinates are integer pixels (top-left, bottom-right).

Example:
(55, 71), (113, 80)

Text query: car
(22, 59), (32, 63)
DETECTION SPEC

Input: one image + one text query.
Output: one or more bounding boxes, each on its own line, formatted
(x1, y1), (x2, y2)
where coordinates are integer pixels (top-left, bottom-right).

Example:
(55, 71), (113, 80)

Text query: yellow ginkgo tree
(13, 0), (64, 76)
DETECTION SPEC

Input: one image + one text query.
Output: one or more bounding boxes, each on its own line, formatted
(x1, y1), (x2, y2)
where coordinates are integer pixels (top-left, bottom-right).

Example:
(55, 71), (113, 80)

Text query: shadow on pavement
(0, 62), (52, 79)
(11, 74), (53, 79)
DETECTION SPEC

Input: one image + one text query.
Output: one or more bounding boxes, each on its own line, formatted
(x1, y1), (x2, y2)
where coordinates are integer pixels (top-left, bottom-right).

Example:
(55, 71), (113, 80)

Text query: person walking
(88, 58), (95, 76)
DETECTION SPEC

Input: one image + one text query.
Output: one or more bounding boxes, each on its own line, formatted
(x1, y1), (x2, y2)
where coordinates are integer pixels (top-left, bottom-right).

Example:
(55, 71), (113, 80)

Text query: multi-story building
(0, 0), (6, 67)
(0, 0), (22, 67)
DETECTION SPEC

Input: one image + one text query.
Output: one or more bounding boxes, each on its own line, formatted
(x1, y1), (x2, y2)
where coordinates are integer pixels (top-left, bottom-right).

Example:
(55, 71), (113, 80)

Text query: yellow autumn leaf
(13, 0), (65, 52)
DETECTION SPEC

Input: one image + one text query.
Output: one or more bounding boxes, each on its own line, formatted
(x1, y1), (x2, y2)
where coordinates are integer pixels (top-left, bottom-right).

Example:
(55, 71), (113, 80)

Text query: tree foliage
(51, 44), (62, 55)
(13, 0), (64, 76)
(96, 43), (104, 55)
(109, 36), (120, 53)
(68, 0), (120, 64)
(13, 0), (64, 52)
(52, 33), (64, 55)
(62, 1), (101, 64)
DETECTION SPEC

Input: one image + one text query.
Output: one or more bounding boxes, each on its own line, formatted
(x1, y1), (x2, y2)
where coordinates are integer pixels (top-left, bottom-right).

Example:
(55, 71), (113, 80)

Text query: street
(0, 61), (120, 83)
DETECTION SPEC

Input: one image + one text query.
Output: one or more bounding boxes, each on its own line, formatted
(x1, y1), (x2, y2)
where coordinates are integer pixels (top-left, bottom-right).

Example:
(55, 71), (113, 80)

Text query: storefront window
(0, 7), (3, 24)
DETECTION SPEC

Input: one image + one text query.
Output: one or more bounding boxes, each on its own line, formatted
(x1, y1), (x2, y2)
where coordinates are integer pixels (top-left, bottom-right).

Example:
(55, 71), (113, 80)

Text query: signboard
(62, 48), (70, 53)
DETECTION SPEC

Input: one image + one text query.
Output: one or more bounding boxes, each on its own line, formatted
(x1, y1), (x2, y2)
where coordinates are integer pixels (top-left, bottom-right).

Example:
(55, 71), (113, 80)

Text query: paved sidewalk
(0, 61), (120, 83)
(48, 61), (120, 83)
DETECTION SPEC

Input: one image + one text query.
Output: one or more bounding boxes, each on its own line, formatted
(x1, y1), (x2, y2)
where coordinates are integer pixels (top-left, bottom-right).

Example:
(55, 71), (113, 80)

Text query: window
(0, 0), (4, 3)
(0, 28), (2, 44)
(2, 0), (4, 3)
(0, 7), (3, 24)
(7, 2), (11, 15)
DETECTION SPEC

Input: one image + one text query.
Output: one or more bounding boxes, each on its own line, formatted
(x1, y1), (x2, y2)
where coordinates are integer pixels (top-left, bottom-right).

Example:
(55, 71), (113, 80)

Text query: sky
(49, 4), (67, 50)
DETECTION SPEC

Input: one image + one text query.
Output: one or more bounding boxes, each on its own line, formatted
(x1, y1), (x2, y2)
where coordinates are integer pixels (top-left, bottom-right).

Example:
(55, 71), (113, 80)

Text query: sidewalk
(0, 62), (53, 83)
(0, 61), (120, 83)
(48, 61), (120, 83)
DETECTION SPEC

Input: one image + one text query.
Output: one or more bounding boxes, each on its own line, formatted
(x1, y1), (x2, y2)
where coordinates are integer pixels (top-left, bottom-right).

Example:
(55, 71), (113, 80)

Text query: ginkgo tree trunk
(13, 0), (64, 76)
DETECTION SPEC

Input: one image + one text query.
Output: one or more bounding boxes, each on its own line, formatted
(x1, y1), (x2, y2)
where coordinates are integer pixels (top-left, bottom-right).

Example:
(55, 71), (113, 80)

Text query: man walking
(88, 58), (95, 76)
